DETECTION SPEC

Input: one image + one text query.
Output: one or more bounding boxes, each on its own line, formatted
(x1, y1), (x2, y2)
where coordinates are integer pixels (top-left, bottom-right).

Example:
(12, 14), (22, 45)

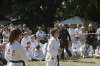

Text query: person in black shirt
(58, 24), (72, 59)
(86, 24), (97, 49)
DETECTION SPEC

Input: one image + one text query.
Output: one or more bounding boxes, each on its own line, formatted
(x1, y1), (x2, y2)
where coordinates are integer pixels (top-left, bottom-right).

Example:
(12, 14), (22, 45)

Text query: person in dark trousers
(86, 24), (97, 49)
(0, 58), (7, 66)
(58, 24), (72, 60)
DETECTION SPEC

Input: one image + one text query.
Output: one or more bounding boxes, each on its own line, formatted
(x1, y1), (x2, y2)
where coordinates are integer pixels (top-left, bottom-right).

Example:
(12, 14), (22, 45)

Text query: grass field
(27, 58), (100, 66)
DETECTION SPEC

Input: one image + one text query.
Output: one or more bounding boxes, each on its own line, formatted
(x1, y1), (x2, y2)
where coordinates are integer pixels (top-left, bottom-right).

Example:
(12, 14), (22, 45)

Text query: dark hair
(36, 45), (40, 50)
(50, 28), (59, 36)
(9, 28), (22, 44)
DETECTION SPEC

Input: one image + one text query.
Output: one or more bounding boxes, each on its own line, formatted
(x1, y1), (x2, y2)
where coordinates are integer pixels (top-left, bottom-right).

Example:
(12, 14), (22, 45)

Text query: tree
(0, 0), (100, 25)
(63, 0), (100, 23)
(9, 0), (64, 26)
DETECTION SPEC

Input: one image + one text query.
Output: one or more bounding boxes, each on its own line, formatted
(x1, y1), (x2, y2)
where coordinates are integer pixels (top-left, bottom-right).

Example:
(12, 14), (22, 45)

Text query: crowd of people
(0, 23), (100, 66)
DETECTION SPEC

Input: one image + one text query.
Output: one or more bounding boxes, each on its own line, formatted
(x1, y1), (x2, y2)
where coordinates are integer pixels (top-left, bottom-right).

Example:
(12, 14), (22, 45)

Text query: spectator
(58, 24), (72, 59)
(36, 26), (46, 44)
(33, 45), (44, 61)
(71, 37), (82, 56)
(96, 24), (100, 46)
(80, 40), (94, 58)
(94, 46), (100, 58)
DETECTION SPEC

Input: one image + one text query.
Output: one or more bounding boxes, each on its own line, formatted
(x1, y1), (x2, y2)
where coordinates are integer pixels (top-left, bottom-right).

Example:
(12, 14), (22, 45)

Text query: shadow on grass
(72, 60), (95, 64)
(63, 57), (96, 64)
(64, 59), (96, 64)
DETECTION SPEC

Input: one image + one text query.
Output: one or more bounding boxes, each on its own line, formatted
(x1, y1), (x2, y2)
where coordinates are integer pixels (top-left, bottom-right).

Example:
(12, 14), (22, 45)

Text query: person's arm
(4, 44), (10, 62)
(66, 29), (71, 41)
(4, 46), (8, 61)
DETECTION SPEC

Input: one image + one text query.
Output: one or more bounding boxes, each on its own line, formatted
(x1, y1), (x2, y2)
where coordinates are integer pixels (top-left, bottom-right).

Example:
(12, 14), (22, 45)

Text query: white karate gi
(36, 31), (46, 40)
(79, 30), (86, 44)
(31, 40), (39, 56)
(68, 28), (75, 43)
(45, 37), (60, 66)
(94, 49), (100, 57)
(5, 41), (28, 66)
(42, 43), (48, 57)
(2, 31), (10, 44)
(21, 36), (32, 60)
(71, 41), (81, 56)
(21, 36), (31, 48)
(74, 28), (81, 39)
(31, 40), (39, 50)
(33, 49), (44, 60)
(80, 44), (94, 57)
(26, 47), (33, 60)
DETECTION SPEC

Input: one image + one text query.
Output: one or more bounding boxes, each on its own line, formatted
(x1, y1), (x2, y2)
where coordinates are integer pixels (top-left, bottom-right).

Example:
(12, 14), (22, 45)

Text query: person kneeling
(94, 46), (100, 58)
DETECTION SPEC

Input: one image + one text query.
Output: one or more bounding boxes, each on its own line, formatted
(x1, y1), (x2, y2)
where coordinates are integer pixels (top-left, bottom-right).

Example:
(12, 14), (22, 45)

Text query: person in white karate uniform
(33, 45), (45, 61)
(31, 35), (39, 50)
(21, 32), (31, 48)
(5, 28), (28, 66)
(71, 37), (82, 56)
(2, 28), (10, 44)
(30, 35), (39, 57)
(45, 28), (60, 66)
(94, 46), (100, 58)
(68, 24), (75, 44)
(79, 26), (86, 44)
(74, 24), (81, 38)
(80, 41), (94, 58)
(36, 26), (46, 41)
(21, 32), (32, 60)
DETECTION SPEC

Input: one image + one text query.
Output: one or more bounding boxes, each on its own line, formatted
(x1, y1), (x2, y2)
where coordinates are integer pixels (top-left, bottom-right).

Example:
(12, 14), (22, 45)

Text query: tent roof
(60, 16), (85, 24)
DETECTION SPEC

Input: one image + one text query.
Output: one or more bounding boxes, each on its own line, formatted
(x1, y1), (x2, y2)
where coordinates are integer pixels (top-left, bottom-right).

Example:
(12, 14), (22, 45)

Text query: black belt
(9, 60), (25, 66)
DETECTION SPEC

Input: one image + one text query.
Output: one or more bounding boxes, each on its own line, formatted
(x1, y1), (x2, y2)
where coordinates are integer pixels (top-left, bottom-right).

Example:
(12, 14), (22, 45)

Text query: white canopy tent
(60, 16), (85, 24)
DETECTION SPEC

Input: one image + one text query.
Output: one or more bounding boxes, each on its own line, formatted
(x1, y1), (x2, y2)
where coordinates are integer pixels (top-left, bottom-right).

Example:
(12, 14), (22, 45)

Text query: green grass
(28, 58), (100, 66)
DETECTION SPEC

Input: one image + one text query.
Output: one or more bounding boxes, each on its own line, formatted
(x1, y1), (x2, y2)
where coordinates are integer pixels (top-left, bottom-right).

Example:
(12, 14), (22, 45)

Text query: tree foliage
(0, 0), (100, 25)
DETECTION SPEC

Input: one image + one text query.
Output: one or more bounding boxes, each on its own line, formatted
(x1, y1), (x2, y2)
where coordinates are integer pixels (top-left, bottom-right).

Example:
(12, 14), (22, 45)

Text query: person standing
(45, 28), (60, 66)
(5, 28), (27, 66)
(58, 24), (72, 59)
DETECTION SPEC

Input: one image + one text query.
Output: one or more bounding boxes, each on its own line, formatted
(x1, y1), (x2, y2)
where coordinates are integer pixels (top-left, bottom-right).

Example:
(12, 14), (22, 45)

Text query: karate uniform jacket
(5, 41), (27, 66)
(46, 36), (60, 61)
